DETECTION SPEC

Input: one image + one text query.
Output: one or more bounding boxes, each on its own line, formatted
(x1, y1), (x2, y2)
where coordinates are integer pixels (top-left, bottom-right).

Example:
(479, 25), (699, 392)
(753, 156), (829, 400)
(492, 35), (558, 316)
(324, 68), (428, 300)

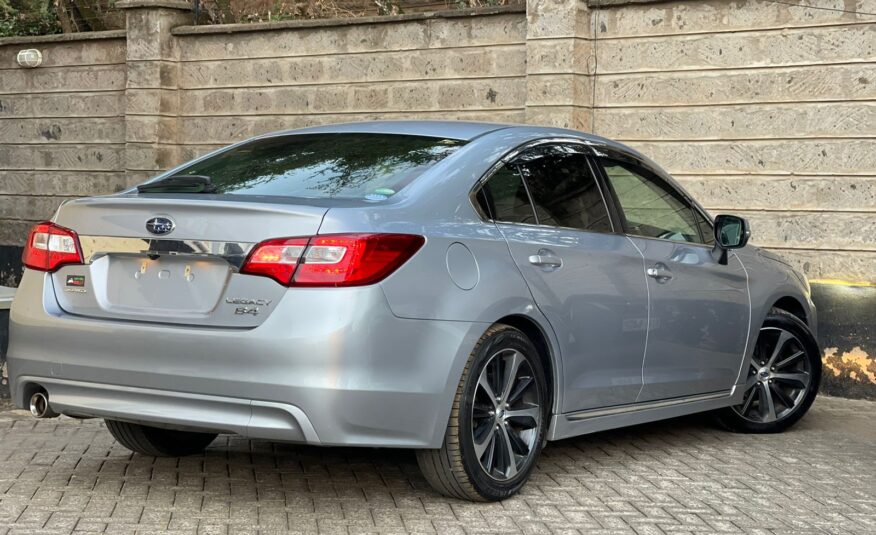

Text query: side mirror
(714, 214), (750, 248)
(713, 214), (750, 264)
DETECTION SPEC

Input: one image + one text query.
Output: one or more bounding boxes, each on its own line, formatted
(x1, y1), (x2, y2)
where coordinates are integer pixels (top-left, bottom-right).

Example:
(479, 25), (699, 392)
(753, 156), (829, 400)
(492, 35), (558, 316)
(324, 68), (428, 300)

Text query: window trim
(473, 164), (539, 225)
(469, 138), (618, 235)
(592, 152), (717, 249)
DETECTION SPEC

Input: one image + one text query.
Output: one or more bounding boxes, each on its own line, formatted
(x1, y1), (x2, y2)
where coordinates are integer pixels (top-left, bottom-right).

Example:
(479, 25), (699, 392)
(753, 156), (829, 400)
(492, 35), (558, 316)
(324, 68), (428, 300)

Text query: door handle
(528, 249), (562, 270)
(646, 263), (673, 282)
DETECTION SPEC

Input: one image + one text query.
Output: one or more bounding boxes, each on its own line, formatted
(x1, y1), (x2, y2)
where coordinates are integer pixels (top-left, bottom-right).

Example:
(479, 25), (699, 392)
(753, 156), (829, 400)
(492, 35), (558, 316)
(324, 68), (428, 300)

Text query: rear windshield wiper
(136, 174), (218, 194)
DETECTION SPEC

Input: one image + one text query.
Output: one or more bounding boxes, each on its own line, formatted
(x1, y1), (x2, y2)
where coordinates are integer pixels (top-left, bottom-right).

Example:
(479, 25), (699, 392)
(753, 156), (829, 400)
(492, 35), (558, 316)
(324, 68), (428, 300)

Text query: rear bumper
(8, 270), (486, 448)
(14, 375), (321, 443)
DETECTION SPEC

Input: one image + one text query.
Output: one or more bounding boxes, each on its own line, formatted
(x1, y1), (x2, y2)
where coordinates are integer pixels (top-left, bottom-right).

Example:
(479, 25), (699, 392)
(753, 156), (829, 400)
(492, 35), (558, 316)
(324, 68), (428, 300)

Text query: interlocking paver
(0, 396), (873, 534)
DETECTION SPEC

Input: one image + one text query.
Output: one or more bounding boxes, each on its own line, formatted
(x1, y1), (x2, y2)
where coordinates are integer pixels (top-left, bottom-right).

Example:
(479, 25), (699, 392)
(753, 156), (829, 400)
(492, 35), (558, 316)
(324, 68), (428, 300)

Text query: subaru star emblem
(145, 216), (175, 236)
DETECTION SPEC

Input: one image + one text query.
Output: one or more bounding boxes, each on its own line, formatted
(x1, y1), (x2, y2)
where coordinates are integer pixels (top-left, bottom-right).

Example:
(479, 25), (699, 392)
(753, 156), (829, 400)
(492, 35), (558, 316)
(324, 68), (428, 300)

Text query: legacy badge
(226, 297), (272, 317)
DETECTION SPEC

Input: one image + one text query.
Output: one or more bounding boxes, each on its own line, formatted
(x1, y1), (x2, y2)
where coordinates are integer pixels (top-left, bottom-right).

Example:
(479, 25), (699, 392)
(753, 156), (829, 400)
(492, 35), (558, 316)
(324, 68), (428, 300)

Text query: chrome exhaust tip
(29, 391), (58, 418)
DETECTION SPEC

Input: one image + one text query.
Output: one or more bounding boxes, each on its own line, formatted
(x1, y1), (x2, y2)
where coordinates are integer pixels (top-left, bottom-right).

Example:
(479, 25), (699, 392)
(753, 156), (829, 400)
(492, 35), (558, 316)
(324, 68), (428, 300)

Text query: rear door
(595, 155), (750, 401)
(475, 142), (649, 412)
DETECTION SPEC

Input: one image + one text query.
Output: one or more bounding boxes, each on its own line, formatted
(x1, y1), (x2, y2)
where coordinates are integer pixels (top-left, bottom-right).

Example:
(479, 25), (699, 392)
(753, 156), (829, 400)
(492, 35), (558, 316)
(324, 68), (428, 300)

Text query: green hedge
(0, 0), (62, 37)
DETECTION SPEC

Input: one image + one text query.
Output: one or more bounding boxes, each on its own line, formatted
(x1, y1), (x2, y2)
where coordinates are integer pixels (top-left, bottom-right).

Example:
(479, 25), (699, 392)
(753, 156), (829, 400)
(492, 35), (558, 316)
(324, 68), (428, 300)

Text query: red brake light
(240, 234), (424, 287)
(294, 234), (425, 287)
(22, 222), (84, 272)
(239, 237), (308, 285)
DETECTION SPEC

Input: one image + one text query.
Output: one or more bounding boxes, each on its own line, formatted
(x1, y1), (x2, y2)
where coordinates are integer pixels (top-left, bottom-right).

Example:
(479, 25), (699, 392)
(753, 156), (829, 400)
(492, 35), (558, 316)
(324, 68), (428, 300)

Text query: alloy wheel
(471, 349), (542, 481)
(733, 326), (813, 423)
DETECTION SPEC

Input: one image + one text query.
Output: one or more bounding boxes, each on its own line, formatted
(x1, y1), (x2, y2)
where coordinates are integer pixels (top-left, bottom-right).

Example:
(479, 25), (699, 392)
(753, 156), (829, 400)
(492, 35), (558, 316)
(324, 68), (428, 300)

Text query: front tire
(106, 420), (217, 456)
(715, 309), (821, 433)
(417, 324), (548, 501)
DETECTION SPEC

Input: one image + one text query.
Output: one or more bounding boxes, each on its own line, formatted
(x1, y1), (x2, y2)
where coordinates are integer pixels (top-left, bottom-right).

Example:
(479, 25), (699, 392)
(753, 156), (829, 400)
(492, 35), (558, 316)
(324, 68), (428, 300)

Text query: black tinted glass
(693, 209), (715, 246)
(513, 145), (612, 233)
(170, 133), (464, 199)
(477, 166), (537, 224)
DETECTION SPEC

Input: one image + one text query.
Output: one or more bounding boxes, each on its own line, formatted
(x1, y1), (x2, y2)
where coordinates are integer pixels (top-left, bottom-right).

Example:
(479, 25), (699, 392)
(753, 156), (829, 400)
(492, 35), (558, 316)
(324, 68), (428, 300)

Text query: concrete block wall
(580, 0), (876, 398)
(0, 0), (873, 396)
(172, 10), (528, 163)
(588, 0), (876, 284)
(0, 4), (529, 284)
(3, 1), (871, 284)
(0, 31), (129, 267)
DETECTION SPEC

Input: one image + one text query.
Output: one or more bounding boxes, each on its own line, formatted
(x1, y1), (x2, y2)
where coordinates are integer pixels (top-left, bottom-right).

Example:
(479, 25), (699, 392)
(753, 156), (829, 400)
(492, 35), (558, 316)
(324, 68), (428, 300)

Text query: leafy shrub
(0, 0), (62, 37)
(0, 0), (519, 37)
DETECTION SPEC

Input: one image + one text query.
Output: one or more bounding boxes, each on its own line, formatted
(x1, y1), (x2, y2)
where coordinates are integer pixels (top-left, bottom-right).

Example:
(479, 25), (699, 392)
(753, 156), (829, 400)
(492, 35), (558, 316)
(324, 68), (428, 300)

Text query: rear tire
(416, 324), (548, 501)
(715, 309), (821, 433)
(106, 420), (217, 456)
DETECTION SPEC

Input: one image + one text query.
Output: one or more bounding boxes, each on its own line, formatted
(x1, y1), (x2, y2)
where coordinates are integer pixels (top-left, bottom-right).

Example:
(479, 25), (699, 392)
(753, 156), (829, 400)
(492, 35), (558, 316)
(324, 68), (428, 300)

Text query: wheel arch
(736, 290), (816, 387)
(495, 314), (560, 416)
(771, 296), (808, 324)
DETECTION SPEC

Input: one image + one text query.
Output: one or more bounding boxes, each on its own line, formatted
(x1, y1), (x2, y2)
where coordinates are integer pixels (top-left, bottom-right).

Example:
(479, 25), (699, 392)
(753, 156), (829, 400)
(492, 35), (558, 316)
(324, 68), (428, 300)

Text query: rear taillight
(22, 221), (84, 272)
(239, 237), (309, 285)
(240, 233), (425, 287)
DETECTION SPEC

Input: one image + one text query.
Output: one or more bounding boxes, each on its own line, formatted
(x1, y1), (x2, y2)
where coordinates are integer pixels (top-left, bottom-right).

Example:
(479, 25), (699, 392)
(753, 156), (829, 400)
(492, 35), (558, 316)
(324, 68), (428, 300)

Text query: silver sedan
(8, 121), (821, 501)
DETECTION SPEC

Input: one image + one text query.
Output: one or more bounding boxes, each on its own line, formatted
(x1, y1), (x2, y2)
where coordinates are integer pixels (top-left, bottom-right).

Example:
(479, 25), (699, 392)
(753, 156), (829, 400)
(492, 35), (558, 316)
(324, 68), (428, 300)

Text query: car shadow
(190, 411), (730, 501)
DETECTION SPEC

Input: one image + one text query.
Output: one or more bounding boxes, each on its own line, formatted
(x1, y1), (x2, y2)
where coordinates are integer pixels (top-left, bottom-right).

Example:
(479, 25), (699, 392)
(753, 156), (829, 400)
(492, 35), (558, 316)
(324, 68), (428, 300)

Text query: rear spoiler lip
(64, 192), (404, 210)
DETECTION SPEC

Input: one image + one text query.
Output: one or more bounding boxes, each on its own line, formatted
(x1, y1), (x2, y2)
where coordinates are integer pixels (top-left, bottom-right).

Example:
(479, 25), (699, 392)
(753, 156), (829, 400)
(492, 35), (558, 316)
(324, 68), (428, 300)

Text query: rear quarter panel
(316, 129), (577, 415)
(317, 126), (587, 325)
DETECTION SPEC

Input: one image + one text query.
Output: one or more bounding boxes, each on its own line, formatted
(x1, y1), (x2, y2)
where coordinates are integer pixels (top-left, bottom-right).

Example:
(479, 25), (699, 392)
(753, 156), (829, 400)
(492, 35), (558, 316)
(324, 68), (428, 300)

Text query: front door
(597, 157), (750, 401)
(474, 143), (649, 411)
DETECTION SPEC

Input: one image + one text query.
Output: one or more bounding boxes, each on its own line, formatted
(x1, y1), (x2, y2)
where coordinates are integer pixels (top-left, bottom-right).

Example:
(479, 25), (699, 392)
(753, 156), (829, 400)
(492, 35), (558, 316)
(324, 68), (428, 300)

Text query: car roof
(277, 120), (508, 140)
(271, 120), (616, 145)
(255, 119), (661, 185)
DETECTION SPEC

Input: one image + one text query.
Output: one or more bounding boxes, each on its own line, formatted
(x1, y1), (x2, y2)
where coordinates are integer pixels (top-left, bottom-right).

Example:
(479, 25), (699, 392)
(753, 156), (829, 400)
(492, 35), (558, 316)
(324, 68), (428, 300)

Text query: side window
(514, 145), (613, 233)
(475, 166), (537, 224)
(692, 209), (715, 246)
(601, 159), (703, 244)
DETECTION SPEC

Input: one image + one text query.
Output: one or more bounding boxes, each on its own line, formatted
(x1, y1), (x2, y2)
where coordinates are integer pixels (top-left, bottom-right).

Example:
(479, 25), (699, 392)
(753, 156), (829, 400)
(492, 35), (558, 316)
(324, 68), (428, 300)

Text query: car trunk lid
(49, 195), (328, 327)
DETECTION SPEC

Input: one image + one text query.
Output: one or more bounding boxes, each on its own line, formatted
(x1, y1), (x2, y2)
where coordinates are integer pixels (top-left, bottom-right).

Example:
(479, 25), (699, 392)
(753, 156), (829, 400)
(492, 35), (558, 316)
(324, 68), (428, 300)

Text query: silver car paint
(630, 236), (750, 402)
(499, 224), (650, 412)
(10, 271), (488, 447)
(50, 197), (328, 328)
(7, 121), (815, 448)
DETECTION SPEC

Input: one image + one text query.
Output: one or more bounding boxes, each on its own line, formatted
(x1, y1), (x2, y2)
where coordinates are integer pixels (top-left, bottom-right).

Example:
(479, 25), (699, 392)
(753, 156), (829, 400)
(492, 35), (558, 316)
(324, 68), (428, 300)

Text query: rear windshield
(169, 133), (465, 200)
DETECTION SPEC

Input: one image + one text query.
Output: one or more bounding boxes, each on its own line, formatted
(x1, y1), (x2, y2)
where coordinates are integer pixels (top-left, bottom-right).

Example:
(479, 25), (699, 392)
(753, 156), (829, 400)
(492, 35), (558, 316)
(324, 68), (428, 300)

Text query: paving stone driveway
(0, 396), (873, 535)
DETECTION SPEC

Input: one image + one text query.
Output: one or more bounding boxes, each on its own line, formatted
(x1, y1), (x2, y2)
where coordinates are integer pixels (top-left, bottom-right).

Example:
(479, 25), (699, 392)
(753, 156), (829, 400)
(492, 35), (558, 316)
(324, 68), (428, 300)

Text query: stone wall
(582, 0), (876, 398)
(0, 31), (129, 267)
(2, 1), (873, 283)
(0, 0), (873, 396)
(171, 10), (528, 163)
(589, 0), (876, 284)
(0, 6), (529, 275)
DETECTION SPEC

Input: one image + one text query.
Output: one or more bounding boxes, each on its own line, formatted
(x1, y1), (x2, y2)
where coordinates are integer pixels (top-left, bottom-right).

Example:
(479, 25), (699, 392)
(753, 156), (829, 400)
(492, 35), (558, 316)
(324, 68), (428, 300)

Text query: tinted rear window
(171, 133), (465, 200)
